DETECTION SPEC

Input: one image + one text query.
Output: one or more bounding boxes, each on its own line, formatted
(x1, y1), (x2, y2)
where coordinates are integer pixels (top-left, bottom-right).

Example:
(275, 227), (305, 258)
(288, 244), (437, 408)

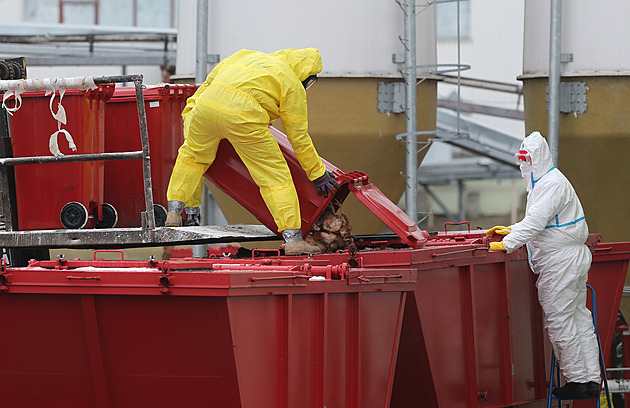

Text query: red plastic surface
(204, 126), (351, 236)
(8, 86), (114, 230)
(350, 181), (429, 247)
(104, 84), (196, 227)
(205, 126), (427, 242)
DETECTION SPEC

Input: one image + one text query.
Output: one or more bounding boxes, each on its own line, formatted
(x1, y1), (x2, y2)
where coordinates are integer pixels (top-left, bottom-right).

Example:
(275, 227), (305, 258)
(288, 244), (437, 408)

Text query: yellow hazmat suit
(166, 48), (326, 232)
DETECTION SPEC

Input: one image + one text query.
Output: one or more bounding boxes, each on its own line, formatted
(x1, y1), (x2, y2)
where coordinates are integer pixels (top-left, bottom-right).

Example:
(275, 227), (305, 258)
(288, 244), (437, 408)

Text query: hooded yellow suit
(167, 48), (326, 232)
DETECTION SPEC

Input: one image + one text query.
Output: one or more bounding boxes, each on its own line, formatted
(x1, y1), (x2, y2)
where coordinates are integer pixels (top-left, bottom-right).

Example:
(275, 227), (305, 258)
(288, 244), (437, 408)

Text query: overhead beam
(438, 98), (524, 120)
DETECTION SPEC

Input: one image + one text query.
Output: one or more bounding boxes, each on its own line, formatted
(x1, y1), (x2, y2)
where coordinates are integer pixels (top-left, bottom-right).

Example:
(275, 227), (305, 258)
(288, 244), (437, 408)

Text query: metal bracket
(377, 82), (405, 113)
(392, 53), (406, 64)
(0, 257), (8, 291)
(546, 81), (588, 114)
(159, 261), (172, 294)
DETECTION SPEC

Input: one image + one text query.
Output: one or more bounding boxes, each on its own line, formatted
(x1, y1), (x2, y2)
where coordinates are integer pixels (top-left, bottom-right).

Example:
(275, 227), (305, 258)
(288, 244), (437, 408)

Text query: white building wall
(177, 0), (436, 78)
(524, 0), (630, 77)
(0, 0), (25, 22)
(1, 0), (165, 84)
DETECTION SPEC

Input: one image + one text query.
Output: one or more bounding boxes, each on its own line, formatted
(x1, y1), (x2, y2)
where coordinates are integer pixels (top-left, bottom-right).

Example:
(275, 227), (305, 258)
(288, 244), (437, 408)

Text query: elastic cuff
(168, 200), (185, 213)
(281, 228), (303, 243)
(185, 206), (201, 216)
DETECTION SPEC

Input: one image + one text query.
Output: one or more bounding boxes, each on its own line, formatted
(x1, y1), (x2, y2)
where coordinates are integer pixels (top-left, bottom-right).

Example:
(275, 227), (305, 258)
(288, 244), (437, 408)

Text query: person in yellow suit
(165, 48), (338, 255)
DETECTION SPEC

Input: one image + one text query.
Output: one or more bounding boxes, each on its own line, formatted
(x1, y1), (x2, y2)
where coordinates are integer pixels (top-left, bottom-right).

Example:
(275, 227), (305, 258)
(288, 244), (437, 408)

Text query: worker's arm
(502, 179), (566, 253)
(278, 80), (326, 181)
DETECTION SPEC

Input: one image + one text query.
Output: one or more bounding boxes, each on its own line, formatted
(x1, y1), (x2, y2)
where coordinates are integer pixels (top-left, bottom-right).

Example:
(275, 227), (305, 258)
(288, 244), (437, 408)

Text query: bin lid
(350, 181), (428, 248)
(110, 84), (196, 102)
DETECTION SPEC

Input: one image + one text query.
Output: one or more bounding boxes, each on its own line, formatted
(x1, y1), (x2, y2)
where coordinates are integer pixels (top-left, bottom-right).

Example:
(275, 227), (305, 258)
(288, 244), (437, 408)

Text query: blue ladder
(547, 284), (613, 407)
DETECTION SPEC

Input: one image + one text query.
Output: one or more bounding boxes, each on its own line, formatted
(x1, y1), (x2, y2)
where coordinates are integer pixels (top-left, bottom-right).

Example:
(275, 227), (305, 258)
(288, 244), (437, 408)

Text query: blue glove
(314, 171), (339, 198)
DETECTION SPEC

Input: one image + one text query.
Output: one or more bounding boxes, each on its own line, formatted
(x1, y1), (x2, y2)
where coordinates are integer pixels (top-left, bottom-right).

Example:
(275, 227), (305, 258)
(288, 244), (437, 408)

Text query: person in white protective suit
(486, 131), (600, 400)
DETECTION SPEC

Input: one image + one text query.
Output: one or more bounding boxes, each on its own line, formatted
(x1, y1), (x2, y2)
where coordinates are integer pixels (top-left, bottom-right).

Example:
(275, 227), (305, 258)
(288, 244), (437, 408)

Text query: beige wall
(522, 76), (630, 244)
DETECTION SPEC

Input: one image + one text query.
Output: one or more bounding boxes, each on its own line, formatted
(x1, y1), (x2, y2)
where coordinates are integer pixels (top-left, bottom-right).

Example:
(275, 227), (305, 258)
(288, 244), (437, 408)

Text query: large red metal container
(0, 233), (627, 407)
(104, 84), (196, 227)
(390, 232), (630, 408)
(0, 253), (414, 408)
(8, 86), (114, 230)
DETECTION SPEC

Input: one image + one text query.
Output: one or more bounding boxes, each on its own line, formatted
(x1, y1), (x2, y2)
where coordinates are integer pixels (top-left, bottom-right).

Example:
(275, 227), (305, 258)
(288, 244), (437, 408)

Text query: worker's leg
(166, 106), (221, 226)
(227, 124), (300, 232)
(574, 283), (601, 383)
(227, 124), (319, 255)
(538, 247), (598, 398)
(182, 179), (204, 226)
(572, 247), (600, 383)
(538, 265), (588, 382)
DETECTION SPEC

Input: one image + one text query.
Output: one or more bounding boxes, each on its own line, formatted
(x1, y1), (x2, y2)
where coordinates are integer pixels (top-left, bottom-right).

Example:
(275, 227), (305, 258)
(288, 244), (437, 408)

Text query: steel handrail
(0, 74), (156, 237)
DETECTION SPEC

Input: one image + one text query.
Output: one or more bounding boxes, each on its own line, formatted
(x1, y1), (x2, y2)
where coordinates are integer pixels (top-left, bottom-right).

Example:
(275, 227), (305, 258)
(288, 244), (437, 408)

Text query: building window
(436, 1), (471, 40)
(25, 0), (178, 28)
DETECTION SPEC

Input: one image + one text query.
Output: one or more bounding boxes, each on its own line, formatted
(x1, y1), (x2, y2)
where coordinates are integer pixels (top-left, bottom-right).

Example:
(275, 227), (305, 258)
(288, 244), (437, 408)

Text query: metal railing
(0, 74), (156, 239)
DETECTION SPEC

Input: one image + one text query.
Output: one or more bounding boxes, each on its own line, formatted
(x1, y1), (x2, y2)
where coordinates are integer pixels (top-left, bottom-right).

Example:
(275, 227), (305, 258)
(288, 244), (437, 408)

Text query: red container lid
(109, 84), (197, 102)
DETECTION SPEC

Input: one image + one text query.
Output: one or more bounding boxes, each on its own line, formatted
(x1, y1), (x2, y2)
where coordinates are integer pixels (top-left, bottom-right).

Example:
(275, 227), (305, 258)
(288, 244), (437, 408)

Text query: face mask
(514, 149), (531, 166)
(302, 75), (318, 90)
(519, 162), (533, 190)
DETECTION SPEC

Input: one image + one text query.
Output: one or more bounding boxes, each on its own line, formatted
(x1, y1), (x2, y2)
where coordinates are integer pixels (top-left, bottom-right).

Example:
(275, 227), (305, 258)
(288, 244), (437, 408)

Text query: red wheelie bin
(8, 85), (115, 230)
(103, 84), (196, 227)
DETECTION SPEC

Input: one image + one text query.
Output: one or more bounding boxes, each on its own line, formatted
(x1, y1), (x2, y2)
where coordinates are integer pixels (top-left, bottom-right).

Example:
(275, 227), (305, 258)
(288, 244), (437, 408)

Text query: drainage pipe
(404, 0), (418, 224)
(547, 0), (562, 166)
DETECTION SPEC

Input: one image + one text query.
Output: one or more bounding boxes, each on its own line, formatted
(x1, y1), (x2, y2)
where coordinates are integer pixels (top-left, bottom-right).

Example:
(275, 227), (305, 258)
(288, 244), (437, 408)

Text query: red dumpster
(0, 231), (628, 407)
(104, 84), (196, 227)
(0, 254), (415, 408)
(387, 232), (630, 408)
(8, 86), (114, 230)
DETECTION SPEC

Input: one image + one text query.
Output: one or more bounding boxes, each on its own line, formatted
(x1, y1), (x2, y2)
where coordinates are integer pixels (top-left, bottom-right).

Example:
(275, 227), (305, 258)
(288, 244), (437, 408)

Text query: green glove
(485, 225), (512, 237)
(489, 241), (506, 251)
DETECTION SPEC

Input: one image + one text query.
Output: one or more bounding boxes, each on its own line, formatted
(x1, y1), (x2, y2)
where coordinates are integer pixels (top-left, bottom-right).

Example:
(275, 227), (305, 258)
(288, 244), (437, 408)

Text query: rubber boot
(165, 200), (184, 227)
(284, 240), (322, 255)
(282, 229), (321, 255)
(184, 206), (201, 226)
(552, 382), (594, 399)
(165, 212), (182, 227)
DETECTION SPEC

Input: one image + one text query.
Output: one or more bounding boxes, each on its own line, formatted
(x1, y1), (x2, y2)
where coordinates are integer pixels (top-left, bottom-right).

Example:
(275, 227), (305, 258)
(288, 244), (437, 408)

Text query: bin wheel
(60, 202), (88, 229)
(154, 204), (167, 227)
(96, 203), (118, 229)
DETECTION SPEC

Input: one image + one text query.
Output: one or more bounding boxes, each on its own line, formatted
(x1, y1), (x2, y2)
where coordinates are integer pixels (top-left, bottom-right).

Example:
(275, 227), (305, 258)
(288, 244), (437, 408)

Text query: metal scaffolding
(0, 74), (275, 257)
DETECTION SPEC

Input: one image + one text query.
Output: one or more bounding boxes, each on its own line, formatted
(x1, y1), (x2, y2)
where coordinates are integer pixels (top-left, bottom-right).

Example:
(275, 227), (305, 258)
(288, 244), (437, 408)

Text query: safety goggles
(514, 149), (532, 166)
(302, 75), (318, 90)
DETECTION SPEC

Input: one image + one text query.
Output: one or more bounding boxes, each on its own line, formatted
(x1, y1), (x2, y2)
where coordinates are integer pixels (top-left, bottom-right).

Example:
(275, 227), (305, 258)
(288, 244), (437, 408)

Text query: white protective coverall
(166, 48), (326, 232)
(502, 131), (599, 384)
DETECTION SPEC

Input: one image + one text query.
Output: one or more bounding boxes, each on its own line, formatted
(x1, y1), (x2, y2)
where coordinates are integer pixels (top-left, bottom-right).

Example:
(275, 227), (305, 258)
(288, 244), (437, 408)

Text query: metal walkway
(0, 225), (277, 249)
(0, 74), (278, 255)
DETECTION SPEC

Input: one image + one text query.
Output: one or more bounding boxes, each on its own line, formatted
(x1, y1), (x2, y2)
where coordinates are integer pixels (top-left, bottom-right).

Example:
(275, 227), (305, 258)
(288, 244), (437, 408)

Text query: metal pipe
(548, 0), (562, 166)
(93, 74), (142, 84)
(438, 74), (522, 94)
(134, 77), (156, 233)
(457, 179), (466, 222)
(404, 0), (418, 224)
(0, 151), (143, 166)
(195, 0), (209, 84)
(194, 0), (210, 258)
